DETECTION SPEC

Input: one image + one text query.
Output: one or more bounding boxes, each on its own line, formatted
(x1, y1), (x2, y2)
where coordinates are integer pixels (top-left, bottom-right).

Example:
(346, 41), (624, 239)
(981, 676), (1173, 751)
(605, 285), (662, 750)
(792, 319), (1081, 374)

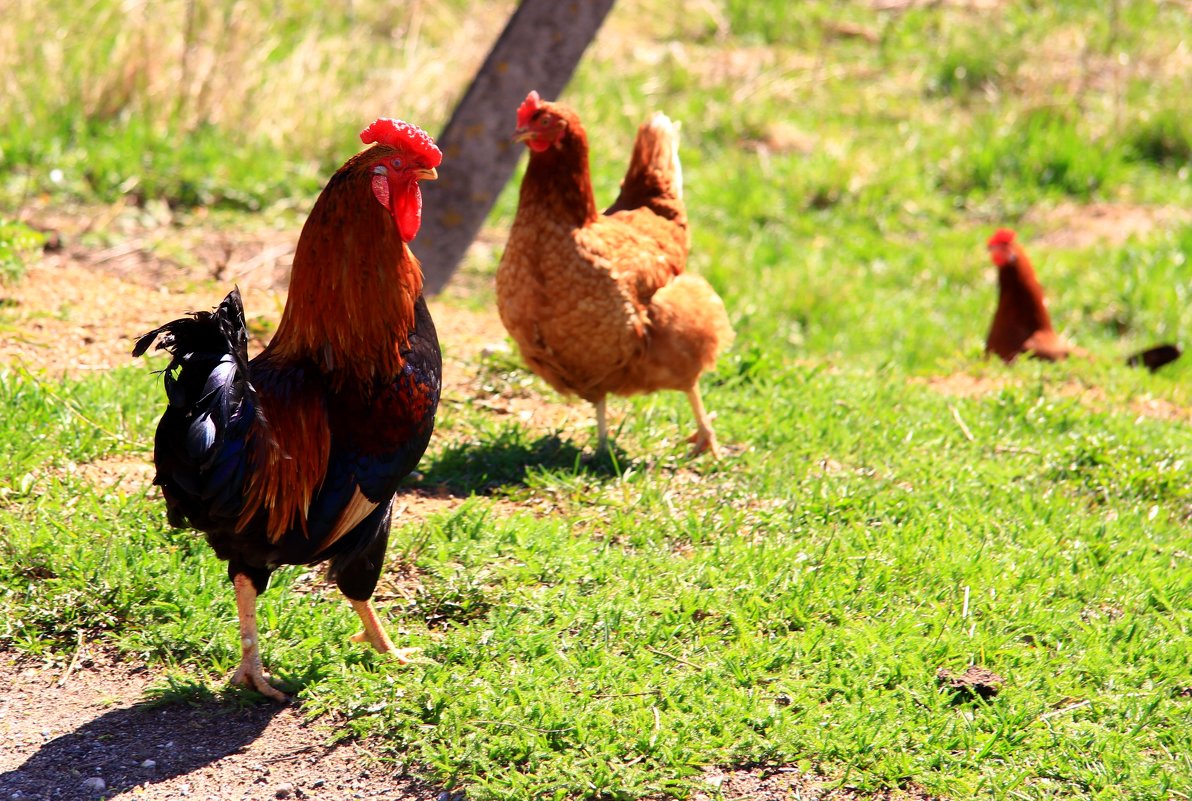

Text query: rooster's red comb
(517, 91), (542, 129)
(987, 228), (1016, 247)
(359, 118), (442, 167)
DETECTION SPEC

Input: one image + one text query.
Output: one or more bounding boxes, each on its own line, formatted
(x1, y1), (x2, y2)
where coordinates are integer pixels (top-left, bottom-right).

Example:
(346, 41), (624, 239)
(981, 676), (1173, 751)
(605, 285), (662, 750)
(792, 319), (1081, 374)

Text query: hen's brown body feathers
(497, 98), (732, 454)
(985, 241), (1077, 363)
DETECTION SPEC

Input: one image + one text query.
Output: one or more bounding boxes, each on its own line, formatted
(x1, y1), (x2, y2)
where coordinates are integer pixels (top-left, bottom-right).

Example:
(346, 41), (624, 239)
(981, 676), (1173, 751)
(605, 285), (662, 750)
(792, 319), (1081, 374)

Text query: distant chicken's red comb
(987, 228), (1016, 247)
(517, 91), (542, 129)
(359, 118), (442, 167)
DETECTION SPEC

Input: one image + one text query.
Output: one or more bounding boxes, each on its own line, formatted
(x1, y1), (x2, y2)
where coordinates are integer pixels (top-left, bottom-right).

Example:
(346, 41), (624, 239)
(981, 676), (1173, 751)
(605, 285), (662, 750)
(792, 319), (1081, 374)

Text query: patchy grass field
(2, 1), (1192, 800)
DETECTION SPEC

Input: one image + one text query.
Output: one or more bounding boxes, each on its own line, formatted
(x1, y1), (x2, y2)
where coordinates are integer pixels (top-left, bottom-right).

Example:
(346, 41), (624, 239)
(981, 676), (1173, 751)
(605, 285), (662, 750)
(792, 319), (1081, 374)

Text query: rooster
(496, 91), (733, 456)
(985, 228), (1180, 370)
(133, 119), (443, 701)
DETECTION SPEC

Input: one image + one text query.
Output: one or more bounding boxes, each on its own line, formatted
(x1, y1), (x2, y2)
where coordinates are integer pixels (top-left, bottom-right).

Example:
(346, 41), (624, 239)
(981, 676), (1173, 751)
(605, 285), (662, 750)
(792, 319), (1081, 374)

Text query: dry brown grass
(0, 0), (515, 156)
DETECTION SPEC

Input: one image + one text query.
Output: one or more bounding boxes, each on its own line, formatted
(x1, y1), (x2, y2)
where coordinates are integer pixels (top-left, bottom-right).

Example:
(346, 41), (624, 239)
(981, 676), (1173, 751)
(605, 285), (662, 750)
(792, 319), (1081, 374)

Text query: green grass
(0, 219), (44, 286)
(3, 2), (1192, 800)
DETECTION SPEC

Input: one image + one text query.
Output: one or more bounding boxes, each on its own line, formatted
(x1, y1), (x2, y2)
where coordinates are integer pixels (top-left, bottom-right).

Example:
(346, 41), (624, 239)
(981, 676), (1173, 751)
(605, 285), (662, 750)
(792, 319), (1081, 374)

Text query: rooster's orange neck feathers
(265, 148), (423, 388)
(520, 108), (599, 227)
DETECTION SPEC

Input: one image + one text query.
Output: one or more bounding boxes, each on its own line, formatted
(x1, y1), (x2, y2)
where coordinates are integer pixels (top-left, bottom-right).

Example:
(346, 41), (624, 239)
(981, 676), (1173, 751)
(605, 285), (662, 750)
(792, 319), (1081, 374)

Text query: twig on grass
(645, 645), (706, 671)
(473, 720), (576, 735)
(581, 690), (661, 699)
(1039, 699), (1092, 720)
(949, 404), (975, 442)
(994, 444), (1040, 456)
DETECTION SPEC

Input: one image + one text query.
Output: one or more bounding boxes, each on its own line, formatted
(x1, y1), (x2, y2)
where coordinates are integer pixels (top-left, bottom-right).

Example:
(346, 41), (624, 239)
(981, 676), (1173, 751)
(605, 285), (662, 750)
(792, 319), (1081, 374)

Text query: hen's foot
(687, 429), (721, 458)
(684, 387), (721, 458)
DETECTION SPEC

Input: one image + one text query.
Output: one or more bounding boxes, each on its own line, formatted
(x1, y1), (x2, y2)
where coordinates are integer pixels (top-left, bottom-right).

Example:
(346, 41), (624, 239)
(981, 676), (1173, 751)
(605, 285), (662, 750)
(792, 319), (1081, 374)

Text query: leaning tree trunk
(417, 0), (617, 295)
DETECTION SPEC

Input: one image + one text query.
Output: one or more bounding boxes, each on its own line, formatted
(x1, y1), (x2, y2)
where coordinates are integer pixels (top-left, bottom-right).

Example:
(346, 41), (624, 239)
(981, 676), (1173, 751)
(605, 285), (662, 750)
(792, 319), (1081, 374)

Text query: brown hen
(496, 91), (733, 456)
(984, 228), (1180, 370)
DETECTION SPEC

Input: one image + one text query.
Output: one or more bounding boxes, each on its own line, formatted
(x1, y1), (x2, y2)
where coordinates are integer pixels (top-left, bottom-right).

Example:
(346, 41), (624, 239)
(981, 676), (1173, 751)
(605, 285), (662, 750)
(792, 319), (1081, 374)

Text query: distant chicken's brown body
(984, 228), (1180, 370)
(984, 229), (1077, 362)
(497, 92), (733, 455)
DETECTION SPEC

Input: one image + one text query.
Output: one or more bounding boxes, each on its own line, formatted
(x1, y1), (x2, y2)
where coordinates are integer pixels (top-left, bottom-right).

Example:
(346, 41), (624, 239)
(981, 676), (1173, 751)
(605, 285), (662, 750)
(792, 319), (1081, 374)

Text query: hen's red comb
(517, 91), (542, 129)
(987, 228), (1016, 247)
(359, 118), (442, 167)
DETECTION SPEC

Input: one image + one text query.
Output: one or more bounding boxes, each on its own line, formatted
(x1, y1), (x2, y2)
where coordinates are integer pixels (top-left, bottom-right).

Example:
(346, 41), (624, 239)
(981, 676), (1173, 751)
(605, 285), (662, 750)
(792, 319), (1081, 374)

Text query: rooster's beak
(414, 167), (438, 181)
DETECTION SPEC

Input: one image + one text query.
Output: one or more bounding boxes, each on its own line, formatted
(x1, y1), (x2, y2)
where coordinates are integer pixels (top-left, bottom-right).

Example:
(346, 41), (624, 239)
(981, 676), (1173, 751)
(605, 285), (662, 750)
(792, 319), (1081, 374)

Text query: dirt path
(0, 649), (443, 801)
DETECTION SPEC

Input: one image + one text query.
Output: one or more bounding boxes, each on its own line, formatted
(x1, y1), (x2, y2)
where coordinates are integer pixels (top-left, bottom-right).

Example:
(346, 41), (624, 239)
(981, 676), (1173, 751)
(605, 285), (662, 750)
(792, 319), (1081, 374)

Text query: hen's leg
(349, 599), (420, 663)
(685, 386), (720, 458)
(594, 397), (609, 451)
(229, 573), (288, 702)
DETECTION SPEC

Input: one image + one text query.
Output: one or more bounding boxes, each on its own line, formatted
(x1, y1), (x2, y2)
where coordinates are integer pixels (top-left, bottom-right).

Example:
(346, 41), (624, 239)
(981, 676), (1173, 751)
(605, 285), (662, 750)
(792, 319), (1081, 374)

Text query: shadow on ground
(0, 692), (284, 800)
(421, 430), (633, 495)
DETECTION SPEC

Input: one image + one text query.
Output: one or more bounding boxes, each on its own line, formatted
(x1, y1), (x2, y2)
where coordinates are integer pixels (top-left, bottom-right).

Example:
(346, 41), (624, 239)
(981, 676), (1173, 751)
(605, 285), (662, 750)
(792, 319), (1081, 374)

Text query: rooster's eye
(392, 158), (402, 168)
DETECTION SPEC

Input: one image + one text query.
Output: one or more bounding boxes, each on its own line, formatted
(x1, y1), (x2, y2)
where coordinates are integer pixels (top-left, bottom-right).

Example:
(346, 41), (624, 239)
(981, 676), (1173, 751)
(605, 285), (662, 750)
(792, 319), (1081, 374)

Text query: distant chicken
(134, 119), (443, 701)
(496, 91), (733, 456)
(984, 228), (1180, 370)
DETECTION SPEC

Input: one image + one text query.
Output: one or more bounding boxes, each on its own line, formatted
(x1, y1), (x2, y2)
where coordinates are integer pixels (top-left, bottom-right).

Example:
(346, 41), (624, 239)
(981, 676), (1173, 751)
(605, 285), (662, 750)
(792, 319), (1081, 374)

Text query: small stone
(275, 784), (294, 799)
(80, 777), (106, 794)
(310, 780), (325, 789)
(141, 759), (157, 769)
(481, 341), (511, 358)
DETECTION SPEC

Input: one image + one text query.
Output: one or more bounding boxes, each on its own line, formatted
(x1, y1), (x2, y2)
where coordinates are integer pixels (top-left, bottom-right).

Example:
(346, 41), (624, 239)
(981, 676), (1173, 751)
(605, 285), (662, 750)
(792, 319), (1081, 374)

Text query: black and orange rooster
(984, 228), (1180, 370)
(134, 119), (443, 701)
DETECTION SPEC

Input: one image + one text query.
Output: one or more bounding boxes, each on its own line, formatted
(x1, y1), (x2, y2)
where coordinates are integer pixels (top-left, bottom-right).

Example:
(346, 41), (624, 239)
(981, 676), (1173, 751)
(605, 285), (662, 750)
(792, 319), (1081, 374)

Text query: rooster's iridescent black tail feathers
(134, 288), (259, 525)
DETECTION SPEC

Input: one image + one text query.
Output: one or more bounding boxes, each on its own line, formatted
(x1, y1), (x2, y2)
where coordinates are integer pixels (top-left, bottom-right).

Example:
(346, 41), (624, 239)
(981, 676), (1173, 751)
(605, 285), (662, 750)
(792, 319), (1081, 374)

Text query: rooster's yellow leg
(349, 599), (420, 663)
(685, 386), (720, 458)
(229, 573), (288, 702)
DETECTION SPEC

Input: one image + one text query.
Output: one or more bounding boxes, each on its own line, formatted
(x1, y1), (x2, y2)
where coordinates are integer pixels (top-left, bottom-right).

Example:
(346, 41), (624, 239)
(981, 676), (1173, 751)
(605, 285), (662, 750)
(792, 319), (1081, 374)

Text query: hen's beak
(414, 167), (438, 181)
(512, 128), (534, 144)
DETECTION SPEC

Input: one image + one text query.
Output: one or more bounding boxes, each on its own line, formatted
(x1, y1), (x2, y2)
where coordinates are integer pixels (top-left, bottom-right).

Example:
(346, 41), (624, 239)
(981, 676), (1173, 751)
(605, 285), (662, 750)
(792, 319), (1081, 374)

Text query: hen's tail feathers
(134, 288), (263, 522)
(605, 112), (684, 220)
(1125, 343), (1182, 372)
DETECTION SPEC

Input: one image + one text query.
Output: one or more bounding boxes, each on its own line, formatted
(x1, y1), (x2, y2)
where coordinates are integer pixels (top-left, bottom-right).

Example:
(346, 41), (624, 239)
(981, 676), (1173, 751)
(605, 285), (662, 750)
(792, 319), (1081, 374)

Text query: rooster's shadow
(0, 678), (286, 801)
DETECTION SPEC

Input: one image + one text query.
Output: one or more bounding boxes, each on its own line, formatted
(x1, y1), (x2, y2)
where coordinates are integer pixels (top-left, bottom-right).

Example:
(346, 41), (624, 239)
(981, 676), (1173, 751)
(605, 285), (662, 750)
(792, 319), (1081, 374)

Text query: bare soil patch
(1025, 201), (1191, 250)
(687, 765), (937, 800)
(916, 373), (1008, 400)
(917, 370), (1192, 425)
(0, 649), (441, 801)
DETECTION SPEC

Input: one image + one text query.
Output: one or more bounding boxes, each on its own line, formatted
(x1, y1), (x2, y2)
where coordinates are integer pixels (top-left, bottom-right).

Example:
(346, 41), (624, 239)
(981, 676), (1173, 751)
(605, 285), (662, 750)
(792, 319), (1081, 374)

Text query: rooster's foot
(230, 661), (288, 703)
(349, 630), (421, 663)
